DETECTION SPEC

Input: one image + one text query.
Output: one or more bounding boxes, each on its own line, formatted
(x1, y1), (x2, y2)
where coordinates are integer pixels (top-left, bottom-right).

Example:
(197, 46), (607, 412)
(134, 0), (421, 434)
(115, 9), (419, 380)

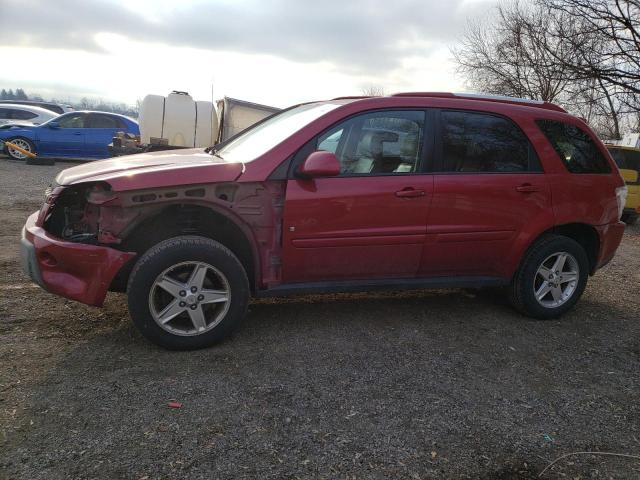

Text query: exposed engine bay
(43, 183), (102, 244)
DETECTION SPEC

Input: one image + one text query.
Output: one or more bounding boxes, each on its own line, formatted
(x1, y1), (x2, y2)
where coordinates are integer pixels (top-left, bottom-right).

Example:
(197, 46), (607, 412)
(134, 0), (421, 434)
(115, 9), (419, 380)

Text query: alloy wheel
(148, 261), (231, 336)
(7, 138), (32, 159)
(533, 252), (580, 308)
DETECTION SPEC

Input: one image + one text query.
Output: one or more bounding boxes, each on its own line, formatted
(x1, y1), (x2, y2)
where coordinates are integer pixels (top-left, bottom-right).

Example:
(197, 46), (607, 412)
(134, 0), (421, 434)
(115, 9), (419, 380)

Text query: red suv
(21, 93), (627, 349)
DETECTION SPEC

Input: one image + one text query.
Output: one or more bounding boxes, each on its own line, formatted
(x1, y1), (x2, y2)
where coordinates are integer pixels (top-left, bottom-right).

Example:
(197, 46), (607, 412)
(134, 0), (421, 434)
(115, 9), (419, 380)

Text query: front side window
(440, 110), (533, 173)
(57, 113), (85, 128)
(537, 119), (611, 173)
(316, 110), (426, 175)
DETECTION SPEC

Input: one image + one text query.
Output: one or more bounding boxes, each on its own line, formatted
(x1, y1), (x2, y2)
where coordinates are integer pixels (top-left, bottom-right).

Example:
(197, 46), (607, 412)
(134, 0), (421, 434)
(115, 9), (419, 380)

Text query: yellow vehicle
(608, 145), (640, 225)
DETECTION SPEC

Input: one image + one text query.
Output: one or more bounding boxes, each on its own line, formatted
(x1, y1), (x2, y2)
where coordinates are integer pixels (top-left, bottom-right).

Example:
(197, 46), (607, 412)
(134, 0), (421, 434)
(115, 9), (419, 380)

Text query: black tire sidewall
(513, 236), (589, 319)
(127, 236), (249, 350)
(6, 137), (35, 161)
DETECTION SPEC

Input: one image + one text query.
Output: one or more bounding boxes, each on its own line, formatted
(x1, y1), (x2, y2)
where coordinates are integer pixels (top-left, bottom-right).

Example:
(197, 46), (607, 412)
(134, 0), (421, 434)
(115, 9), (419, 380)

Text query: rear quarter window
(536, 119), (611, 173)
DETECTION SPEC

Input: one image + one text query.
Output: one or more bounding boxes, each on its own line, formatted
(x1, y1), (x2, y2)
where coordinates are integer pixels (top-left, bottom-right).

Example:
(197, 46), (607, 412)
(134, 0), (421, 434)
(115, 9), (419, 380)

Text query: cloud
(0, 0), (492, 74)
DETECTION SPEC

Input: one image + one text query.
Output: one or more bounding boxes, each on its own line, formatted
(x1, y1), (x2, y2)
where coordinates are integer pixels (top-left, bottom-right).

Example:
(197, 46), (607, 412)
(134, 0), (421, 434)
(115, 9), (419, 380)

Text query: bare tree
(361, 85), (385, 97)
(452, 1), (574, 102)
(452, 0), (636, 138)
(543, 0), (640, 100)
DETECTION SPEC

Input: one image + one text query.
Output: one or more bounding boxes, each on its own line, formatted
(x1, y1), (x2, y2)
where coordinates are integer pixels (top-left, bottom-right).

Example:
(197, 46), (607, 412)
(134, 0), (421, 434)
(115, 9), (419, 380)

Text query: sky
(0, 0), (495, 108)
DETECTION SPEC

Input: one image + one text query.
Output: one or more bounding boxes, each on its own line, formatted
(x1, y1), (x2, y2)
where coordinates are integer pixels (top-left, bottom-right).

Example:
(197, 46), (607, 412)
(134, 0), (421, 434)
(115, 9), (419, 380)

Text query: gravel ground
(0, 158), (639, 479)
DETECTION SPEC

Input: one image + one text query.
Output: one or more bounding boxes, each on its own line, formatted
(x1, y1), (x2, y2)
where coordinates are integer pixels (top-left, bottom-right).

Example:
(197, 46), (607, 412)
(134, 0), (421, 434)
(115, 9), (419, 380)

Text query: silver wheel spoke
(156, 275), (185, 298)
(188, 305), (207, 331)
(537, 266), (553, 281)
(188, 263), (209, 290)
(560, 272), (578, 283)
(551, 253), (568, 273)
(157, 300), (185, 324)
(200, 289), (229, 304)
(550, 285), (563, 303)
(536, 281), (552, 300)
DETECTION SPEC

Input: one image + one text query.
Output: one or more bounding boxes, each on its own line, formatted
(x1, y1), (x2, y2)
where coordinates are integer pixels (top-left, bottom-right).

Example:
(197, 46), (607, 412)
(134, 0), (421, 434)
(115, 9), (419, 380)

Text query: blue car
(0, 111), (139, 161)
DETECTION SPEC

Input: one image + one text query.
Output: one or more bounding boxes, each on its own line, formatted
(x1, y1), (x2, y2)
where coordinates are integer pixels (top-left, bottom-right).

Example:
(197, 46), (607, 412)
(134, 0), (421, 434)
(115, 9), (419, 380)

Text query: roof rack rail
(331, 95), (372, 100)
(391, 92), (567, 113)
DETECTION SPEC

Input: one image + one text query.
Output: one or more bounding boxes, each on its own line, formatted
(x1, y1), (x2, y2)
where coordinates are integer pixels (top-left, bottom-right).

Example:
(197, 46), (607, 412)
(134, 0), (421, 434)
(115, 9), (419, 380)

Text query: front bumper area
(21, 211), (136, 306)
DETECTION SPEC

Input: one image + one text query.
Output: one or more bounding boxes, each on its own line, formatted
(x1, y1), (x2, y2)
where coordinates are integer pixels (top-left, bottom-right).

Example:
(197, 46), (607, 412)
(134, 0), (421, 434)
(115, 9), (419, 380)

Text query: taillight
(615, 185), (628, 219)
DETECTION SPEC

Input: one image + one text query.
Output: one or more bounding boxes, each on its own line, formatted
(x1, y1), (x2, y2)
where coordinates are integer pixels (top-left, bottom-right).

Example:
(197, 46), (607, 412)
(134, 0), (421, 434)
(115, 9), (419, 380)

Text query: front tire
(4, 137), (35, 160)
(509, 235), (589, 319)
(127, 236), (249, 350)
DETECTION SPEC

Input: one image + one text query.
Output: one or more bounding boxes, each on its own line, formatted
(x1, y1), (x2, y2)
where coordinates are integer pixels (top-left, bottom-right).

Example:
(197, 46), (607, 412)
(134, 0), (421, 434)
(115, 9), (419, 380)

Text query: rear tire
(127, 235), (249, 350)
(509, 235), (589, 319)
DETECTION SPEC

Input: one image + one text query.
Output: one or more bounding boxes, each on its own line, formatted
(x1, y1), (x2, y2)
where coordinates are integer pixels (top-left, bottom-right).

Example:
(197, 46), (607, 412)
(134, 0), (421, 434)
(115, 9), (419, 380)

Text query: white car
(0, 104), (59, 126)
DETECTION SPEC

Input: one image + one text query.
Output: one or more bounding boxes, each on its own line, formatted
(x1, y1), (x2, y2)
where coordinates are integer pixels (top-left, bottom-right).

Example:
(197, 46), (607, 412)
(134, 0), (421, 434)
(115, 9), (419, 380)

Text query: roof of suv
(332, 92), (567, 113)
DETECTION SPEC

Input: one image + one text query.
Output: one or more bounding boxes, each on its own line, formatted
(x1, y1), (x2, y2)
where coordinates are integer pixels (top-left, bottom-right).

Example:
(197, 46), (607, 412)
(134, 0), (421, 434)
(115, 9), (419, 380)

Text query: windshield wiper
(205, 146), (224, 160)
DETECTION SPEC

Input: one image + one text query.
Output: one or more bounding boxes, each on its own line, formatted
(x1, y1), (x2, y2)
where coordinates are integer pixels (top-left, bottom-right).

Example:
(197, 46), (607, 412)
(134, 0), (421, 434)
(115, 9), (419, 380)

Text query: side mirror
(298, 151), (341, 179)
(48, 121), (60, 129)
(620, 168), (639, 184)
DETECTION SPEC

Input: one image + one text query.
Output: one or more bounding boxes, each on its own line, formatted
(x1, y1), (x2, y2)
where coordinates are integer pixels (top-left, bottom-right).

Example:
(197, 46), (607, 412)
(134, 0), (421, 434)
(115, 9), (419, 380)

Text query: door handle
(73, 132), (83, 136)
(395, 188), (425, 198)
(516, 184), (541, 193)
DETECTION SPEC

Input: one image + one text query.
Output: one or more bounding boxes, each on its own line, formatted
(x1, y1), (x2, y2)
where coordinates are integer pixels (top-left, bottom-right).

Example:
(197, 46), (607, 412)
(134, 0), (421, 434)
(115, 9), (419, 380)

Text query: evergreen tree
(6, 89), (15, 100)
(0, 89), (6, 100)
(15, 88), (28, 100)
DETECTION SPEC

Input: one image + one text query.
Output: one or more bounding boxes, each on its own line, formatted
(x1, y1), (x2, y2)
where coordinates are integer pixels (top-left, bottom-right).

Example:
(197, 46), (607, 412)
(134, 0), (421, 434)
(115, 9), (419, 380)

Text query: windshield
(216, 102), (342, 162)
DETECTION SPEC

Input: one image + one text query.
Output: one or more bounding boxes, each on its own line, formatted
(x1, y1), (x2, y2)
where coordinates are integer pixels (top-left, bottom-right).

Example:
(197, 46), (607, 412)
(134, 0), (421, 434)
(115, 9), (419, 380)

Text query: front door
(282, 109), (433, 283)
(37, 112), (86, 157)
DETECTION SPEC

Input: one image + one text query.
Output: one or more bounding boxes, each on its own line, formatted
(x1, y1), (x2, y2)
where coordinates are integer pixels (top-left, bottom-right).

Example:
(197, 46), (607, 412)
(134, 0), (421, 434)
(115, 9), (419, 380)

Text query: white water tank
(164, 91), (196, 147)
(195, 100), (218, 148)
(138, 94), (165, 145)
(139, 91), (217, 148)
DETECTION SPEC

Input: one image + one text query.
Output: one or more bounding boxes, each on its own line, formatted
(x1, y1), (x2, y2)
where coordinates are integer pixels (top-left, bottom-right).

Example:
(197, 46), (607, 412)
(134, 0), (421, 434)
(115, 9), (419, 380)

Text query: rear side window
(0, 108), (9, 119)
(11, 109), (37, 120)
(537, 120), (611, 173)
(440, 110), (536, 173)
(87, 114), (122, 128)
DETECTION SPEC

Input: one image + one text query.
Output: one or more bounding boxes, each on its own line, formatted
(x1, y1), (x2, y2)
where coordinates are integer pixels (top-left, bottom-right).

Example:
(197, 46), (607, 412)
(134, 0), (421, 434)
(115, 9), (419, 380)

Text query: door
(85, 113), (124, 158)
(422, 110), (552, 277)
(37, 112), (86, 157)
(282, 109), (434, 283)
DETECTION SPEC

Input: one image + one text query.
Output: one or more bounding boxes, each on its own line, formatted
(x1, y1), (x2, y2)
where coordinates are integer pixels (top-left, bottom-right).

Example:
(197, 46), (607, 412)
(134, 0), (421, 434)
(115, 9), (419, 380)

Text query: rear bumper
(594, 221), (626, 271)
(21, 212), (136, 306)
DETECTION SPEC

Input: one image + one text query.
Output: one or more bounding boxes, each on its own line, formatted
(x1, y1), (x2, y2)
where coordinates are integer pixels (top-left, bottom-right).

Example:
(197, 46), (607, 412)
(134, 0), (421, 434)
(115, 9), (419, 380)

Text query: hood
(55, 148), (245, 191)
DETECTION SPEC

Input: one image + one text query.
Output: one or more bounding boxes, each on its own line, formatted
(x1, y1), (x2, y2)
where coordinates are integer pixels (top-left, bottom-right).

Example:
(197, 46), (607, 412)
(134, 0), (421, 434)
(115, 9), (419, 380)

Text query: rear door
(85, 113), (124, 158)
(423, 109), (552, 278)
(37, 112), (86, 157)
(282, 109), (434, 283)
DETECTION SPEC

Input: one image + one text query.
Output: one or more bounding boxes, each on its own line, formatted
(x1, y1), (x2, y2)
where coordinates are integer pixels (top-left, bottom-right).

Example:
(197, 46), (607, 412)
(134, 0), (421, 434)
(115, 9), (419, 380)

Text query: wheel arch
(512, 222), (600, 278)
(110, 203), (260, 293)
